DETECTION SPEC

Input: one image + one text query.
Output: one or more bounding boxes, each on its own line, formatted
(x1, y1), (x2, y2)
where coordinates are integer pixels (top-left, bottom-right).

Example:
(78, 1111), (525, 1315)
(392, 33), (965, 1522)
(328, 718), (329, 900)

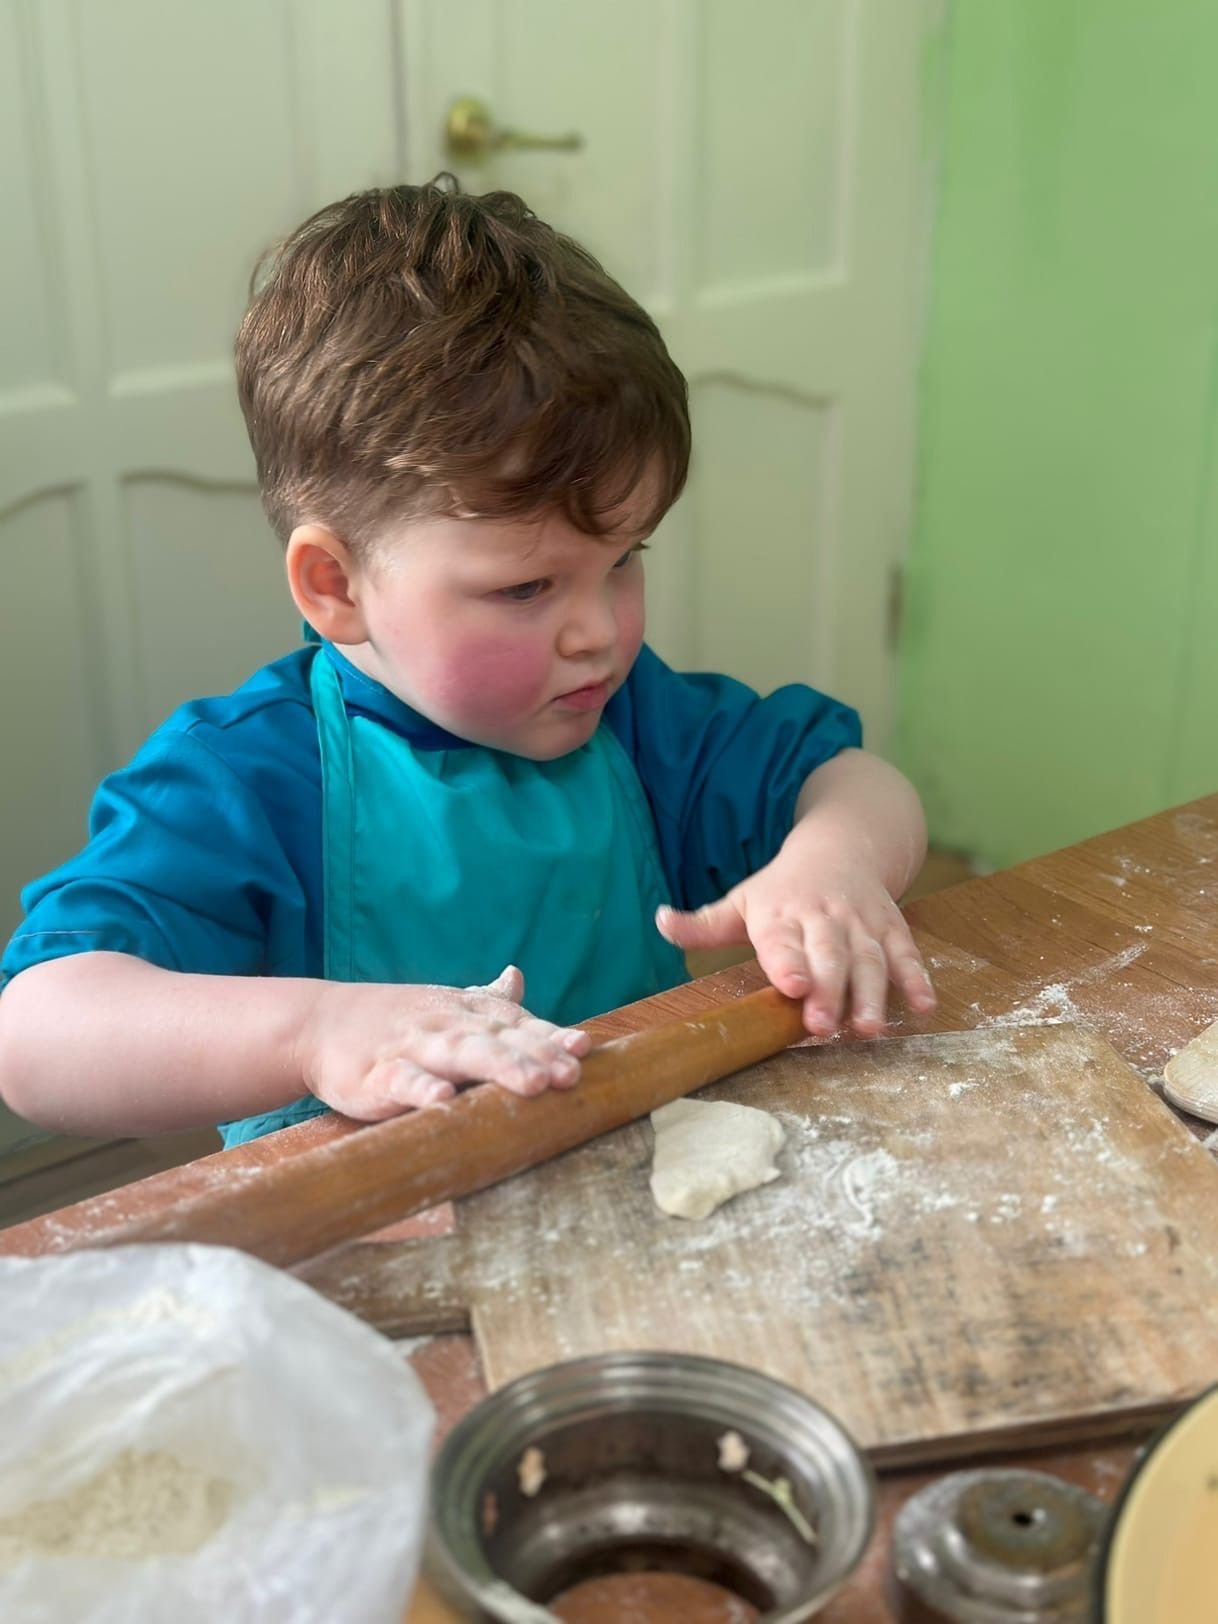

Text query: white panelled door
(403, 0), (926, 735)
(0, 0), (404, 1151)
(0, 0), (924, 1153)
(0, 0), (404, 952)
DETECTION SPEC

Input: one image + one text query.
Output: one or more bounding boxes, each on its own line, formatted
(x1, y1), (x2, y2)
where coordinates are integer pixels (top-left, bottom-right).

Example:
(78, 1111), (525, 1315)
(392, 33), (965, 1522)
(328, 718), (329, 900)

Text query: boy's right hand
(294, 965), (590, 1121)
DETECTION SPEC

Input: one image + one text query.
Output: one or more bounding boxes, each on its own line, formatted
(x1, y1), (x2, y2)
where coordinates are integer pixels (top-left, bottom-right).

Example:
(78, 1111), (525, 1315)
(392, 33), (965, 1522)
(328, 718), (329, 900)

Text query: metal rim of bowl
(428, 1350), (876, 1623)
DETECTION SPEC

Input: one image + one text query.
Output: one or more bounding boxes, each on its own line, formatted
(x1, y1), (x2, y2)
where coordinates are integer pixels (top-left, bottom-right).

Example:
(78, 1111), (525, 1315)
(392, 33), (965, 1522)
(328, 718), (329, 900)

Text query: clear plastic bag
(0, 1243), (434, 1623)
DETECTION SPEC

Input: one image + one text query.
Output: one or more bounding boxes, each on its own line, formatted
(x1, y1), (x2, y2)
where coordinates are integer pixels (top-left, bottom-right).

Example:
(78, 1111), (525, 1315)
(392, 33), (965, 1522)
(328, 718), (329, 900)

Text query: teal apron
(220, 648), (687, 1145)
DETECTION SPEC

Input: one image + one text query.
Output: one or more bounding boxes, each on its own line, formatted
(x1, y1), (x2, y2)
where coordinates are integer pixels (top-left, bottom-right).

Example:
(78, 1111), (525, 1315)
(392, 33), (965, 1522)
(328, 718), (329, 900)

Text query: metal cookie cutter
(891, 1468), (1107, 1621)
(428, 1351), (875, 1621)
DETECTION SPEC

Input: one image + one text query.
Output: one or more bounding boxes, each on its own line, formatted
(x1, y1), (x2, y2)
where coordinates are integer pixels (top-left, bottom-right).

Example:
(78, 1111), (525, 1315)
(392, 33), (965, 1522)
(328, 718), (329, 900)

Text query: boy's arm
(0, 954), (589, 1139)
(788, 747), (928, 899)
(657, 748), (935, 1037)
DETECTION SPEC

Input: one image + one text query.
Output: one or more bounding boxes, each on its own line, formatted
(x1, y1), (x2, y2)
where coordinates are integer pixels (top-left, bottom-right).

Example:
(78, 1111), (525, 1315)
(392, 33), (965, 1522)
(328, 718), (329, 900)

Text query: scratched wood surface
(314, 1022), (1218, 1469)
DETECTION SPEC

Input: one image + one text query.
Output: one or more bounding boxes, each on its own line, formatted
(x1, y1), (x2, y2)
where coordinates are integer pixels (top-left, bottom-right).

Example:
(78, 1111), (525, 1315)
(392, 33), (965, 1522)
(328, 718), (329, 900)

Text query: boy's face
(347, 491), (652, 759)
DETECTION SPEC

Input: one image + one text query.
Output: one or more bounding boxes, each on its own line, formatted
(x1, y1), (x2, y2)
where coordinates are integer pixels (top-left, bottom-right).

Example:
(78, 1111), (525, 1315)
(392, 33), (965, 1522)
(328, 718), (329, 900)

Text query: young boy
(0, 181), (934, 1149)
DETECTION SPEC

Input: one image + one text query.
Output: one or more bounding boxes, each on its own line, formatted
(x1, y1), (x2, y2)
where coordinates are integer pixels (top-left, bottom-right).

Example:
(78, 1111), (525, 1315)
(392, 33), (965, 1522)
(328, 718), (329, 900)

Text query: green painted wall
(897, 2), (1218, 869)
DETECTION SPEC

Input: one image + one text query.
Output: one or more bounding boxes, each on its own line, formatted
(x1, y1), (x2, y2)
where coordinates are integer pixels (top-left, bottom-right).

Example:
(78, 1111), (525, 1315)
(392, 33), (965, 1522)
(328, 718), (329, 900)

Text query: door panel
(697, 0), (849, 289)
(0, 0), (403, 947)
(692, 383), (833, 696)
(125, 480), (299, 738)
(401, 0), (926, 735)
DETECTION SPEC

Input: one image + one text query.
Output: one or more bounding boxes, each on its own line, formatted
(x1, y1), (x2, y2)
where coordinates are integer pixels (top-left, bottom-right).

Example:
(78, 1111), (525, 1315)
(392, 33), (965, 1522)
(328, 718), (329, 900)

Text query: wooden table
(405, 795), (1218, 1621)
(4, 797), (1218, 1621)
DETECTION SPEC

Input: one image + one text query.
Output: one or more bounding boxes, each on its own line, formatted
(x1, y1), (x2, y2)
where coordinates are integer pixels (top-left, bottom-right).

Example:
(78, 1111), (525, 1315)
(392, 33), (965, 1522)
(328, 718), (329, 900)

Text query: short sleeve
(606, 644), (862, 911)
(1, 730), (310, 990)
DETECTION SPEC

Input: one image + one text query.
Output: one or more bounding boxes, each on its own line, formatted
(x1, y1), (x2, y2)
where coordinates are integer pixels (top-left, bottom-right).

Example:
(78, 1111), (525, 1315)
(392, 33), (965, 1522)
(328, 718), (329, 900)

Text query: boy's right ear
(285, 525), (370, 644)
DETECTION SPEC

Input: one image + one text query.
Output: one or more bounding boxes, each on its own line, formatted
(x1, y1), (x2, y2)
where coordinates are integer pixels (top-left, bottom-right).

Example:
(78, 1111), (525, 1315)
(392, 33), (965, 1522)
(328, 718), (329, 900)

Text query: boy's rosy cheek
(432, 634), (550, 721)
(616, 595), (645, 664)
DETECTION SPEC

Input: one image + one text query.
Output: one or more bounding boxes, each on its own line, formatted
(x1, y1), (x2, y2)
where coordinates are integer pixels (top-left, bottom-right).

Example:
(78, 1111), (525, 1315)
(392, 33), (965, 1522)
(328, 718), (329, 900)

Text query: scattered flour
(989, 1193), (1023, 1226)
(455, 1007), (1218, 1369)
(971, 940), (1218, 1079)
(980, 983), (1082, 1028)
(460, 1029), (1159, 1336)
(837, 1148), (899, 1234)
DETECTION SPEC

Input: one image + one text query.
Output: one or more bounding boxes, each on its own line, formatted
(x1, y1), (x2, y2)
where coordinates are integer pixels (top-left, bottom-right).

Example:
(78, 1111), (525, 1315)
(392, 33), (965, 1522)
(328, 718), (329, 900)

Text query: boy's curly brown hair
(235, 178), (690, 551)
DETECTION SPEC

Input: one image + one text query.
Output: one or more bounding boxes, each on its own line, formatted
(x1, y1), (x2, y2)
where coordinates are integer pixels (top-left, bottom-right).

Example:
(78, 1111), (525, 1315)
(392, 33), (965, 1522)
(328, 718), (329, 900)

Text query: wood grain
(308, 1024), (1218, 1470)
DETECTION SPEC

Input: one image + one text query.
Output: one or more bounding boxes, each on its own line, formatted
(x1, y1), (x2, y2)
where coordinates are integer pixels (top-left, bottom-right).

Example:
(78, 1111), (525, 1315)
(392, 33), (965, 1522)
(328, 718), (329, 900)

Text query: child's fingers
(412, 1027), (583, 1097)
(458, 989), (588, 1056)
(884, 928), (937, 1013)
(382, 1062), (457, 1111)
(462, 966), (525, 1006)
(750, 917), (815, 997)
(798, 913), (851, 1036)
(479, 1037), (582, 1096)
(655, 898), (745, 950)
(489, 1017), (589, 1082)
(489, 1007), (590, 1064)
(846, 928), (889, 1036)
(467, 964), (525, 1003)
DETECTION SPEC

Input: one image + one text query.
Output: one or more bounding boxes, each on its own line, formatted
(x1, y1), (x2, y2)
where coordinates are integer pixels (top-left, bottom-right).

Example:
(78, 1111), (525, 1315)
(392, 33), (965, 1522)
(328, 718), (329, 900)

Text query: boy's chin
(491, 710), (601, 761)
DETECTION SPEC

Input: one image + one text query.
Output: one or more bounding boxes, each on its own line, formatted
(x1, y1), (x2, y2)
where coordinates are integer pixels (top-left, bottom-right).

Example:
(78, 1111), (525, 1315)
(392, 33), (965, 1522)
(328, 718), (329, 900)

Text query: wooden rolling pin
(44, 986), (807, 1269)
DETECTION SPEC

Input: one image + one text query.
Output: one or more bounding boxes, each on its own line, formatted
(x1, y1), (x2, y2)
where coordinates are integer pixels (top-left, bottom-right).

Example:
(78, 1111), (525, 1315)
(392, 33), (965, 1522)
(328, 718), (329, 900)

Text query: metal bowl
(427, 1351), (875, 1622)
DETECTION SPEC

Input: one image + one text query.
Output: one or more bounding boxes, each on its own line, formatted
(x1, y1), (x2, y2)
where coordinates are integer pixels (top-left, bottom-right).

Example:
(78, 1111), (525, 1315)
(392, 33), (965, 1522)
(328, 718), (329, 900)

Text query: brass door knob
(444, 96), (584, 163)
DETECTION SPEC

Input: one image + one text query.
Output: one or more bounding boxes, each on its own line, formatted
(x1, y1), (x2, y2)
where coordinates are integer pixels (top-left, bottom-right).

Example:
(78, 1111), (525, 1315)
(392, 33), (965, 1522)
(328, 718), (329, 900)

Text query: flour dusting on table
(462, 1024), (1201, 1351)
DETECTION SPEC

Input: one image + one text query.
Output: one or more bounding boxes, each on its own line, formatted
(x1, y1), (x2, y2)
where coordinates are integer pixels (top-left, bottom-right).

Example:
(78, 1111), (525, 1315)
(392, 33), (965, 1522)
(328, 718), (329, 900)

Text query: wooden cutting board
(303, 1024), (1218, 1466)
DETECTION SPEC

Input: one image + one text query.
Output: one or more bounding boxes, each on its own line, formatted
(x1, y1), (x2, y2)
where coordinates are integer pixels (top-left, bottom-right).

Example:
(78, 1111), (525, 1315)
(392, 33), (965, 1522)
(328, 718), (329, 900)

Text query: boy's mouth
(553, 679), (611, 712)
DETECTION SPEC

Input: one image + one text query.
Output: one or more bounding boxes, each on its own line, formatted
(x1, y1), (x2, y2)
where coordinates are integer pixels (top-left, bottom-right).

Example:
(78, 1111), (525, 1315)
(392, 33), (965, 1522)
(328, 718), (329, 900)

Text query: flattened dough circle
(1163, 1018), (1218, 1124)
(649, 1098), (786, 1220)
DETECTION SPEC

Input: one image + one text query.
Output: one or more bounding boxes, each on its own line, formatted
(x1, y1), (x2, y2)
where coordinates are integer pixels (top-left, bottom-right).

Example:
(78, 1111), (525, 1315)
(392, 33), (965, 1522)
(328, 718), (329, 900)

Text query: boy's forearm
(789, 749), (928, 900)
(0, 953), (317, 1138)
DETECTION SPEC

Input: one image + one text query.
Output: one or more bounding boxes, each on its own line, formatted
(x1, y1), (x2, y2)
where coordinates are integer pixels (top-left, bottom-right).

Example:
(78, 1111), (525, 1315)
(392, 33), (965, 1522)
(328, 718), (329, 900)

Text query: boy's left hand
(656, 838), (935, 1039)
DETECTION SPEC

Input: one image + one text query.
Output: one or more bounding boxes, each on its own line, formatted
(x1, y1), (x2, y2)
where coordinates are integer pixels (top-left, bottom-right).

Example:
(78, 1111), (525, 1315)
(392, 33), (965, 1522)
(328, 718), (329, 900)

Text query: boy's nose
(557, 594), (617, 658)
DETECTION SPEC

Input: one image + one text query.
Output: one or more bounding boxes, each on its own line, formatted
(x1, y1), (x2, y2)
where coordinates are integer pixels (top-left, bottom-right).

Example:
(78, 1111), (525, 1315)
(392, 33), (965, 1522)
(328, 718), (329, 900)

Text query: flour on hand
(649, 1098), (786, 1220)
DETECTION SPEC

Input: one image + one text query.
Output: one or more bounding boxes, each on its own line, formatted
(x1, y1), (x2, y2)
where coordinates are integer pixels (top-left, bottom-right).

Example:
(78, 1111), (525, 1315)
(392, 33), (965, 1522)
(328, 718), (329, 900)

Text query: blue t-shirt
(1, 643), (861, 993)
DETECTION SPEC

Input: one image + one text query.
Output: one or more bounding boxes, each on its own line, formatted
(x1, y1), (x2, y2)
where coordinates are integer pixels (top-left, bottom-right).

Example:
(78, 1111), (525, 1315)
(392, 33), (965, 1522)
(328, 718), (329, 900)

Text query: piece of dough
(649, 1098), (785, 1220)
(1163, 1019), (1218, 1123)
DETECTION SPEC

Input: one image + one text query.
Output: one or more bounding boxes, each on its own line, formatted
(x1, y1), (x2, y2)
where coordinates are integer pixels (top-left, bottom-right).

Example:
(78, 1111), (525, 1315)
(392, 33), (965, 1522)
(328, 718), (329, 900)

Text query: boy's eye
(499, 578), (550, 602)
(614, 543), (650, 569)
